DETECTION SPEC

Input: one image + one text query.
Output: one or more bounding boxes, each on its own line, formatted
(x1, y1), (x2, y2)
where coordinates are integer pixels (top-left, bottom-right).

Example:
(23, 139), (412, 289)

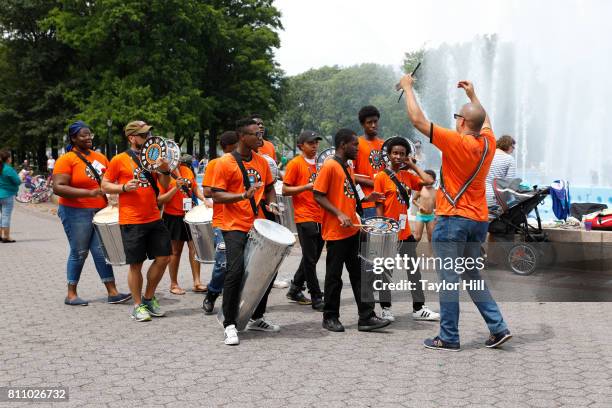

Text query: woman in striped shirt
(485, 135), (517, 208)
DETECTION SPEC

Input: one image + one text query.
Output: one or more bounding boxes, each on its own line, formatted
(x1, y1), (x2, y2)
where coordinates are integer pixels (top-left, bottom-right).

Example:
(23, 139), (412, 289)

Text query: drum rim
(252, 219), (296, 245)
(184, 204), (214, 223)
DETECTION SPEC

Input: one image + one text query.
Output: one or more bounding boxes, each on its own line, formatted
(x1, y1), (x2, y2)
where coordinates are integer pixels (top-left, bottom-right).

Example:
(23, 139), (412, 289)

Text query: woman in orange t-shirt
(52, 121), (130, 307)
(157, 157), (205, 295)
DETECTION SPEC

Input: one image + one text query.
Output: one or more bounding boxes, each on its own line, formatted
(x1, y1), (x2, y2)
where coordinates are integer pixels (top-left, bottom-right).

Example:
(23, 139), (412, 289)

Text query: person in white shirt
(485, 135), (516, 208)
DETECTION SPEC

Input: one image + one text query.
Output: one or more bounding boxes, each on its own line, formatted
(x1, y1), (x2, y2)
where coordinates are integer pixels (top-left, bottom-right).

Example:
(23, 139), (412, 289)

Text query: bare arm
(314, 191), (353, 227)
(264, 183), (276, 204)
(212, 182), (262, 204)
(202, 186), (212, 198)
(399, 74), (431, 136)
(375, 201), (385, 217)
(282, 183), (312, 196)
(52, 173), (104, 199)
(101, 177), (136, 195)
(355, 175), (374, 188)
(157, 185), (179, 205)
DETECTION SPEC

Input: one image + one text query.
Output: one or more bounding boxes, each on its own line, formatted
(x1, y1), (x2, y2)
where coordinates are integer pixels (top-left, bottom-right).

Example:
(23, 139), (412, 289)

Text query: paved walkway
(1, 204), (611, 407)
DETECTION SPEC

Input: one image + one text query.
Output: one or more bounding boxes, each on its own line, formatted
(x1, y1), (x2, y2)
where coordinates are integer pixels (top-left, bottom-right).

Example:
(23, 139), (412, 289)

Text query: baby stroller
(488, 178), (552, 275)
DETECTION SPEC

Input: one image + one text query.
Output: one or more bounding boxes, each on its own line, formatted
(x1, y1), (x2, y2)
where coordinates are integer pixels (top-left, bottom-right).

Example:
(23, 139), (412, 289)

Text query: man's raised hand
(458, 80), (476, 99)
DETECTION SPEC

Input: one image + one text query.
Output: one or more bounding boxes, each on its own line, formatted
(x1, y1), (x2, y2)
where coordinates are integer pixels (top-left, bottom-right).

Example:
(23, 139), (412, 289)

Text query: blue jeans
(0, 195), (15, 228)
(432, 216), (507, 344)
(362, 206), (377, 219)
(207, 227), (226, 294)
(57, 205), (115, 285)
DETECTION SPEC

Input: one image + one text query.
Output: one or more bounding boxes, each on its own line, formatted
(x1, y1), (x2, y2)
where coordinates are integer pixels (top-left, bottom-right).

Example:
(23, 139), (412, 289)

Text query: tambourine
(165, 139), (181, 171)
(139, 136), (168, 172)
(316, 148), (353, 170)
(381, 136), (416, 169)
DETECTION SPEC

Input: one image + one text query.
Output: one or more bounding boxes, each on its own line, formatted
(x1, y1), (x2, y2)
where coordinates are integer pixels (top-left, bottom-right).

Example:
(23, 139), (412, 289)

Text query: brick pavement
(1, 203), (611, 407)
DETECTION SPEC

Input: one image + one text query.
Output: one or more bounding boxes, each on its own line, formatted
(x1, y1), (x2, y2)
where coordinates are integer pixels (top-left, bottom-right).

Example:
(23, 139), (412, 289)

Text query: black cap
(297, 130), (322, 144)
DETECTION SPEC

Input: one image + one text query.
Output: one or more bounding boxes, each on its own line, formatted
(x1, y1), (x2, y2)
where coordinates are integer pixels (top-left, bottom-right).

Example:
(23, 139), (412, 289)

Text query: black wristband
(122, 184), (127, 192)
(160, 170), (170, 176)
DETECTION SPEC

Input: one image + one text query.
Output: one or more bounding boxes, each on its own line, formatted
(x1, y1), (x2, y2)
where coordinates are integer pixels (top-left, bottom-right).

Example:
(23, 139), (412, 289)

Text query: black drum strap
(231, 150), (258, 216)
(384, 169), (411, 208)
(126, 149), (159, 198)
(439, 135), (489, 207)
(333, 156), (363, 218)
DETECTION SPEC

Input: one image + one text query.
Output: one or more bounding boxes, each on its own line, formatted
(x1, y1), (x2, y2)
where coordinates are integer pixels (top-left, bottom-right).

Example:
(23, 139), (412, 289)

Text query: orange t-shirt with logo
(53, 150), (109, 209)
(202, 157), (225, 228)
(354, 136), (385, 209)
(104, 152), (161, 225)
(374, 170), (422, 240)
(432, 125), (496, 222)
(259, 140), (276, 160)
(211, 152), (273, 232)
(313, 158), (359, 241)
(283, 155), (322, 224)
(159, 165), (197, 217)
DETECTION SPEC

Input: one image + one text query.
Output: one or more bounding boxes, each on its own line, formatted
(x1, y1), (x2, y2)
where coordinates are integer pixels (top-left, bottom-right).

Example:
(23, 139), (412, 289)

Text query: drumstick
(396, 62), (422, 103)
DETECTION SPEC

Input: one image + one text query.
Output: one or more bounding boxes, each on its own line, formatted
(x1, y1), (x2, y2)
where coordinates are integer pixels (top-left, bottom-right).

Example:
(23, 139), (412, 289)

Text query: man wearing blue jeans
(201, 131), (237, 314)
(398, 74), (511, 351)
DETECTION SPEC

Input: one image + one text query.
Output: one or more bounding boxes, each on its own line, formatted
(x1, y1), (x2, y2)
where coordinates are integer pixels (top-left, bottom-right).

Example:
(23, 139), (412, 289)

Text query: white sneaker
(381, 307), (395, 322)
(413, 306), (440, 321)
(273, 280), (289, 289)
(224, 324), (240, 345)
(247, 317), (281, 332)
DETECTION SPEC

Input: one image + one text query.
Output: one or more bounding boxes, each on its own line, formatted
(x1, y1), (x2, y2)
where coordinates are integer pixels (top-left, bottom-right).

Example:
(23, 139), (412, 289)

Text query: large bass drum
(359, 216), (400, 264)
(184, 204), (215, 264)
(274, 181), (297, 234)
(220, 219), (296, 331)
(92, 206), (126, 266)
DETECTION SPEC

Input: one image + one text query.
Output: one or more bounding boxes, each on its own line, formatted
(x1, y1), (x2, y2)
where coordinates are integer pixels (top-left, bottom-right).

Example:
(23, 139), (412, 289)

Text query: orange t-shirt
(53, 150), (109, 209)
(373, 170), (422, 240)
(159, 165), (197, 217)
(283, 155), (322, 224)
(259, 140), (276, 160)
(211, 152), (273, 232)
(313, 158), (359, 241)
(202, 157), (224, 228)
(354, 136), (385, 208)
(104, 152), (161, 225)
(431, 125), (496, 222)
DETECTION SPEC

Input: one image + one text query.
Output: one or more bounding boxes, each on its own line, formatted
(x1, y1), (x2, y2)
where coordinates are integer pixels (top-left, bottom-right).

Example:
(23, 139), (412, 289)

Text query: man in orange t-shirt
(313, 128), (390, 333)
(201, 130), (238, 315)
(354, 105), (386, 219)
(211, 118), (279, 346)
(102, 120), (172, 322)
(399, 75), (510, 351)
(157, 156), (205, 295)
(373, 137), (439, 323)
(282, 130), (324, 311)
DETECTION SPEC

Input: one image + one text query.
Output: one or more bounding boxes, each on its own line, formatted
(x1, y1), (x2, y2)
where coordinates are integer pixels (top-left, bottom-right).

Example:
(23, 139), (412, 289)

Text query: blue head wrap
(67, 120), (90, 152)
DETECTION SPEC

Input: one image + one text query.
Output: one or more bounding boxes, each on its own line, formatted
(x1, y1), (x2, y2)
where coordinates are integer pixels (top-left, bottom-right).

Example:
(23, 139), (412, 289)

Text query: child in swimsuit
(411, 169), (437, 242)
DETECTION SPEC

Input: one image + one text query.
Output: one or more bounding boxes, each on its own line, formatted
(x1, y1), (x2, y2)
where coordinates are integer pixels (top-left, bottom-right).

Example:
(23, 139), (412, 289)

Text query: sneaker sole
(224, 340), (240, 346)
(413, 316), (440, 321)
(423, 343), (461, 352)
(486, 334), (513, 348)
(358, 320), (391, 332)
(247, 327), (280, 332)
(130, 315), (152, 322)
(108, 296), (132, 304)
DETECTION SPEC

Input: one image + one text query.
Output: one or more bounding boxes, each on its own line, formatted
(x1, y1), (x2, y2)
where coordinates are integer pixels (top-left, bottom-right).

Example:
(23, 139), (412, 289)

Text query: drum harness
(231, 150), (259, 216)
(333, 156), (364, 218)
(383, 168), (412, 211)
(126, 149), (160, 199)
(71, 149), (108, 205)
(438, 130), (489, 208)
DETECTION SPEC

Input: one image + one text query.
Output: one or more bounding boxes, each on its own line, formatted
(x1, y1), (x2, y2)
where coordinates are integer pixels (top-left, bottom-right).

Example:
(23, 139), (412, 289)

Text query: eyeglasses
(453, 113), (464, 120)
(132, 131), (151, 138)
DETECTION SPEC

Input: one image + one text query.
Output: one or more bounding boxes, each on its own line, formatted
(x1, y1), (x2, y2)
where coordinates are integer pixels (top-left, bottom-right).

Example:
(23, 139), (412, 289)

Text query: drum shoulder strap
(231, 150), (259, 216)
(332, 156), (364, 218)
(439, 135), (489, 207)
(125, 150), (160, 198)
(383, 169), (411, 208)
(72, 150), (102, 186)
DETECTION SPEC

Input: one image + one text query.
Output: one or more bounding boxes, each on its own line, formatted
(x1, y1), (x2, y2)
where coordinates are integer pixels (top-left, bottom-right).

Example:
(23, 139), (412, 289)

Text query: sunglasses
(453, 113), (464, 120)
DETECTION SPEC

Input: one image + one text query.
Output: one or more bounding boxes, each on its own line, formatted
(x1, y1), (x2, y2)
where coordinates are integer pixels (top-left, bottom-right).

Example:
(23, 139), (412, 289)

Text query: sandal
(192, 284), (208, 293)
(169, 286), (186, 295)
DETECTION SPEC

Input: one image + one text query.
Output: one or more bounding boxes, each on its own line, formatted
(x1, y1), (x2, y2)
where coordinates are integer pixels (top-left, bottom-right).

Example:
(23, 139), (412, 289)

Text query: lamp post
(106, 119), (113, 156)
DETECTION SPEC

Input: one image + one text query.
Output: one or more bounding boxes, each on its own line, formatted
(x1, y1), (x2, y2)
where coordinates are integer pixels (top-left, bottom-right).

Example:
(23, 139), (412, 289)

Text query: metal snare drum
(219, 219), (296, 331)
(274, 181), (297, 234)
(359, 216), (400, 264)
(92, 206), (126, 266)
(184, 204), (215, 264)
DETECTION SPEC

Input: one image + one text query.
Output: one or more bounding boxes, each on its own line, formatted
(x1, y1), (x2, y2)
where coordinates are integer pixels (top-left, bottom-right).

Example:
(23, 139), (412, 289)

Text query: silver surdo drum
(184, 204), (215, 264)
(359, 216), (400, 264)
(274, 181), (297, 234)
(92, 206), (126, 266)
(221, 219), (296, 331)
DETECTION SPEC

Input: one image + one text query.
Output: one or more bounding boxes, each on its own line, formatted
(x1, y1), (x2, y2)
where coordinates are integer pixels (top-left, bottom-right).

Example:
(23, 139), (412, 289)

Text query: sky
(274, 0), (508, 76)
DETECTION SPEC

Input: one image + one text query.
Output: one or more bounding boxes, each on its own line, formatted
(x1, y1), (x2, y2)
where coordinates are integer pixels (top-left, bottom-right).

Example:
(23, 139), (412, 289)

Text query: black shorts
(120, 220), (172, 264)
(162, 212), (192, 242)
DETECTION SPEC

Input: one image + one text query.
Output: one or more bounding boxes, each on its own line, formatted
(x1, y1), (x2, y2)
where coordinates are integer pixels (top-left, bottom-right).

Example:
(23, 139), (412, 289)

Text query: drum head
(253, 219), (296, 245)
(274, 180), (283, 195)
(165, 139), (181, 171)
(139, 136), (167, 171)
(93, 205), (119, 224)
(184, 204), (213, 223)
(362, 216), (400, 234)
(381, 137), (415, 168)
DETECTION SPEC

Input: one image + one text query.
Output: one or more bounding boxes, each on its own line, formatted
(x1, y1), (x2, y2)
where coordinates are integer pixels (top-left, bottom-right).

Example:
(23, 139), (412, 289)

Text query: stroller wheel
(507, 244), (537, 275)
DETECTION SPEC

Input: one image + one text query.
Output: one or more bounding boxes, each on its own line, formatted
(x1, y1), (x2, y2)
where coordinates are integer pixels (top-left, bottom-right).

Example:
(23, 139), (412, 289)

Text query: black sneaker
(311, 295), (324, 312)
(423, 336), (461, 352)
(286, 282), (312, 305)
(202, 292), (220, 315)
(322, 317), (345, 332)
(485, 329), (512, 348)
(357, 315), (391, 332)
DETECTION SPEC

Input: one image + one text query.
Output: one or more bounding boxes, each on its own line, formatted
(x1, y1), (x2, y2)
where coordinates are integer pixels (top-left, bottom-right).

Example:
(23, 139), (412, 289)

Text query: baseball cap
(124, 120), (152, 137)
(297, 130), (322, 144)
